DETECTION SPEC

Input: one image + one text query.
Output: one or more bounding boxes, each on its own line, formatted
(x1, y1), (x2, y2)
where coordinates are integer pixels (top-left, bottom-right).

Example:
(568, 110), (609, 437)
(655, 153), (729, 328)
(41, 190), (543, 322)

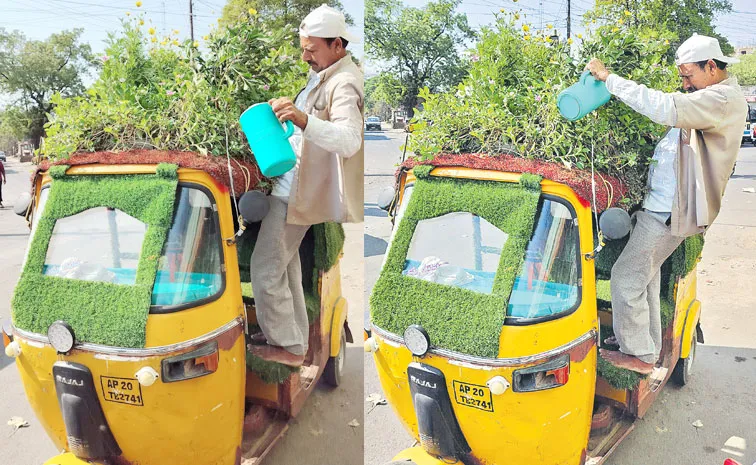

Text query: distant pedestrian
(0, 160), (6, 207)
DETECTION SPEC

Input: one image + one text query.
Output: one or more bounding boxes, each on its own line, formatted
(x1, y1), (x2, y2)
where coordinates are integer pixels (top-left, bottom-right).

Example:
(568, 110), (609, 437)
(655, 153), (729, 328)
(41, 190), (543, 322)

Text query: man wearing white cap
(585, 34), (747, 374)
(249, 4), (364, 366)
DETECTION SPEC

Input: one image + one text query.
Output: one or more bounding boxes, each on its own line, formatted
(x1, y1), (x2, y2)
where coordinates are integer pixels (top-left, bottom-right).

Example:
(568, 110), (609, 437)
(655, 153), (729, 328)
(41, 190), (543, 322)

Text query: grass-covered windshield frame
(370, 168), (542, 358)
(11, 164), (179, 348)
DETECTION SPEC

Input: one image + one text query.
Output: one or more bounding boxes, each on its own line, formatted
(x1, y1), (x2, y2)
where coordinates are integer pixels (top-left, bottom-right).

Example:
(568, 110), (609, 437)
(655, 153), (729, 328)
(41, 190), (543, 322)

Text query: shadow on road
(364, 234), (388, 258)
(365, 134), (390, 141)
(364, 205), (388, 218)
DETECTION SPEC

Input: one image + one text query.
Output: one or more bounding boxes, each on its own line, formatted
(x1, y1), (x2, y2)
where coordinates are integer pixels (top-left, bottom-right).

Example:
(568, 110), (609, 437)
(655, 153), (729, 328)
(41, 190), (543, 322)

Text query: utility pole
(189, 0), (195, 42)
(566, 0), (571, 39)
(162, 1), (167, 35)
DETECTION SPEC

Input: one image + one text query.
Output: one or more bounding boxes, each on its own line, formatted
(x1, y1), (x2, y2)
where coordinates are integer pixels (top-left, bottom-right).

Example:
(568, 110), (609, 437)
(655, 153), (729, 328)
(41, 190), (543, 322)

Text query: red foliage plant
(400, 153), (628, 213)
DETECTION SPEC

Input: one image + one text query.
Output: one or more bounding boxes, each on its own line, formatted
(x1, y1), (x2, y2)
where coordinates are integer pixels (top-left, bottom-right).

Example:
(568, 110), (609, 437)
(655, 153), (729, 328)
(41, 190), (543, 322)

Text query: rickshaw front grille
(52, 361), (122, 459)
(407, 362), (471, 461)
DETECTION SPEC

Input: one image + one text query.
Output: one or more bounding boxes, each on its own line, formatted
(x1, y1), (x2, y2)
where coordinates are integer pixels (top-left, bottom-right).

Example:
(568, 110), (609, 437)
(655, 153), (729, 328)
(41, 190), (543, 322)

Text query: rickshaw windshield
(399, 188), (580, 322)
(39, 184), (223, 308)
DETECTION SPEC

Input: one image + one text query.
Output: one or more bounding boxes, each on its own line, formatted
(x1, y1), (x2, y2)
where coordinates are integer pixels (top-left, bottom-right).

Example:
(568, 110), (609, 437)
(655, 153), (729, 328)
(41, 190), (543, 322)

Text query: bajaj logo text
(410, 375), (436, 389)
(56, 375), (84, 387)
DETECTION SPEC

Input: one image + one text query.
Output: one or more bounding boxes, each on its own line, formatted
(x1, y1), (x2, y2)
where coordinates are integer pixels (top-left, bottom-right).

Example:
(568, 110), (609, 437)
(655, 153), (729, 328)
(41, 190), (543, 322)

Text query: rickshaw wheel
(323, 331), (346, 387)
(672, 333), (697, 386)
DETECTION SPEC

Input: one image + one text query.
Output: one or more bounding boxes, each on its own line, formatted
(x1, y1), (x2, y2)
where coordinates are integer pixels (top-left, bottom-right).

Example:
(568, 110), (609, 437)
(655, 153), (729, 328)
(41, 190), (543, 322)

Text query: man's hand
(269, 97), (308, 130)
(585, 58), (610, 82)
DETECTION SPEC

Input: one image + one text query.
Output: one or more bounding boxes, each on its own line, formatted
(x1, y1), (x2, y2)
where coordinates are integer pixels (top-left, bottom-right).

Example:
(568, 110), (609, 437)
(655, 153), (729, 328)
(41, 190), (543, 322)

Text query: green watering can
(557, 71), (612, 121)
(239, 103), (297, 177)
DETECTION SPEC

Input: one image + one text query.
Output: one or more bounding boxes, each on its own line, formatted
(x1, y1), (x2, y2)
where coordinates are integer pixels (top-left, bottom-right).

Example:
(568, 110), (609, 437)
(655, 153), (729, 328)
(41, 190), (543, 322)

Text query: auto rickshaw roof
(400, 153), (628, 213)
(35, 150), (265, 195)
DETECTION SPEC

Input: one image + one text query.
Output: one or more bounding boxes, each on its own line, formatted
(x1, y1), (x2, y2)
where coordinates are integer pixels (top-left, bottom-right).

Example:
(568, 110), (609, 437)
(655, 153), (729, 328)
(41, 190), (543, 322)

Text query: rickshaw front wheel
(672, 333), (697, 386)
(323, 331), (346, 387)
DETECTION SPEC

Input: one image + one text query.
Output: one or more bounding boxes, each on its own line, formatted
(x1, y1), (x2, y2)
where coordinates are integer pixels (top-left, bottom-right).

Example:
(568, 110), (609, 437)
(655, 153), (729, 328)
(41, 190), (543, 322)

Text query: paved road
(363, 130), (756, 465)
(0, 157), (364, 465)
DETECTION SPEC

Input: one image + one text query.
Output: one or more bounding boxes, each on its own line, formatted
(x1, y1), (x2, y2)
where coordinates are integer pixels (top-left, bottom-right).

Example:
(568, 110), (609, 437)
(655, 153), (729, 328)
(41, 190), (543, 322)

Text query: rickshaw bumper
(43, 452), (100, 465)
(390, 446), (449, 465)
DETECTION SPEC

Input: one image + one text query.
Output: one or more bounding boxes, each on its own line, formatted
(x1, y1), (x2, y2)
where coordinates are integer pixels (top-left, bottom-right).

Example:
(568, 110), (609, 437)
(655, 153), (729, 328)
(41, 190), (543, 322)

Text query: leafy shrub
(43, 13), (307, 164)
(409, 13), (679, 206)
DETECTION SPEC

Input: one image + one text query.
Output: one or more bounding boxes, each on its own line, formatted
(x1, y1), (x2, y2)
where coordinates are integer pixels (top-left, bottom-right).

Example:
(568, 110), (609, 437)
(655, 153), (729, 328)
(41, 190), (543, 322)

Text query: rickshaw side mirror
(599, 207), (631, 240)
(377, 186), (395, 212)
(14, 192), (32, 217)
(238, 191), (270, 224)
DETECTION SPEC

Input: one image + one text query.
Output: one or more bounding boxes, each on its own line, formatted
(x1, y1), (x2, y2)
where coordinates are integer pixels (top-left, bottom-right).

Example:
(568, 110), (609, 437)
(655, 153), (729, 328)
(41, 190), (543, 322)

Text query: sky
(0, 0), (752, 91)
(0, 0), (364, 87)
(364, 0), (756, 75)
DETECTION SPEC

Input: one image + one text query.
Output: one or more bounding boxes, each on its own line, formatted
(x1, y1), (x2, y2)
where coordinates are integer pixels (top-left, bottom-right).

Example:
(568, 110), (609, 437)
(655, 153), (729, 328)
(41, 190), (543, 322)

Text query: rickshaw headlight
(47, 321), (75, 354)
(404, 325), (430, 357)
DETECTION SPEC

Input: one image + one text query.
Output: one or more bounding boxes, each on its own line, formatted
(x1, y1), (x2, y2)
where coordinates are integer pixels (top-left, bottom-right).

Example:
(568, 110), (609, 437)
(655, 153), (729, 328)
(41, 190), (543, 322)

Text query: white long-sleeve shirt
(605, 74), (678, 214)
(272, 73), (321, 198)
(271, 69), (363, 199)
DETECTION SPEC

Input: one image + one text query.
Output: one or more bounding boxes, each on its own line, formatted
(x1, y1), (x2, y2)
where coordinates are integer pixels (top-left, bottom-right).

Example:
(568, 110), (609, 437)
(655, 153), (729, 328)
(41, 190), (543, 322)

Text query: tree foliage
(730, 53), (756, 87)
(43, 14), (306, 163)
(220, 0), (353, 29)
(0, 29), (95, 146)
(365, 72), (405, 118)
(366, 0), (475, 116)
(588, 0), (733, 58)
(409, 13), (679, 206)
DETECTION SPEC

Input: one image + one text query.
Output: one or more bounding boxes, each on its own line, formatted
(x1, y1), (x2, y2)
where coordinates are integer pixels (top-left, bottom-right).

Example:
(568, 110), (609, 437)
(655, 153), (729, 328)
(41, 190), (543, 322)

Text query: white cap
(675, 33), (739, 66)
(299, 4), (359, 44)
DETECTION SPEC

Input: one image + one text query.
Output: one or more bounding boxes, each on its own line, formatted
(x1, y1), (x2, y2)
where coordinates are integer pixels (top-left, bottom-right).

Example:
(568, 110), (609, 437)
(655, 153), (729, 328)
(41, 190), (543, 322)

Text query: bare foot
(603, 335), (618, 346)
(599, 349), (654, 374)
(248, 344), (304, 367)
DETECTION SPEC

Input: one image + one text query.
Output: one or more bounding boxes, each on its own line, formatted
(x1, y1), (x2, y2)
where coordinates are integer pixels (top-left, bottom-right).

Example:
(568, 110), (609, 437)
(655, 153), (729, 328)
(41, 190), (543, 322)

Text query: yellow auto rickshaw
(366, 153), (702, 465)
(2, 151), (352, 465)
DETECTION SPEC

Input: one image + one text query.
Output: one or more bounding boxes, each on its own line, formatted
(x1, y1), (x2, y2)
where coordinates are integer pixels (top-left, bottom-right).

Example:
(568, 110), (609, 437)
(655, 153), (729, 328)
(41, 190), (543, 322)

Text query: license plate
(100, 376), (144, 406)
(452, 380), (493, 412)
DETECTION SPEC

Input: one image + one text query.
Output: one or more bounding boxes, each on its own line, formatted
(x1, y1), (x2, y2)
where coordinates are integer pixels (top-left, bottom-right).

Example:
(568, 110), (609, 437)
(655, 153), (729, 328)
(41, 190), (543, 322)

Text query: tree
(365, 72), (405, 119)
(588, 0), (734, 58)
(366, 0), (475, 117)
(730, 53), (756, 86)
(0, 29), (95, 147)
(220, 0), (353, 30)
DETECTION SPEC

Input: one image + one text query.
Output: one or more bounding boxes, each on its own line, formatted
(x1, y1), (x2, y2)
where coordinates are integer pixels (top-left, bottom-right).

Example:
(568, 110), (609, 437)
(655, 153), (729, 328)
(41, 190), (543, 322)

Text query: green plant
(409, 14), (679, 207)
(43, 15), (307, 165)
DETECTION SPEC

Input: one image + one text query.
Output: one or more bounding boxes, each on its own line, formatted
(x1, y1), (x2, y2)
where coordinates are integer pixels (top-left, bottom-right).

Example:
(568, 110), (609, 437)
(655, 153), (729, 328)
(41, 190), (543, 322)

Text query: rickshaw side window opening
(507, 197), (580, 321)
(151, 186), (223, 307)
(402, 212), (506, 295)
(22, 186), (51, 269)
(43, 207), (147, 285)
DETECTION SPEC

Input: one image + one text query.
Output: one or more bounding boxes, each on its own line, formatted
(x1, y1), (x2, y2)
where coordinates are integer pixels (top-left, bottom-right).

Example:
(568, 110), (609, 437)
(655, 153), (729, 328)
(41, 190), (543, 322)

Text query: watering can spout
(557, 71), (612, 121)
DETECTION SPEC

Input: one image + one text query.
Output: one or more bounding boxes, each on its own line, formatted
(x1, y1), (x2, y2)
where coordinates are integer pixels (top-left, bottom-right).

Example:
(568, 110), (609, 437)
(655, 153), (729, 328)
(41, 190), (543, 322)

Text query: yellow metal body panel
(392, 446), (448, 465)
(43, 452), (97, 465)
(374, 337), (597, 465)
(680, 299), (701, 359)
(330, 297), (348, 357)
(374, 167), (598, 464)
(18, 166), (247, 465)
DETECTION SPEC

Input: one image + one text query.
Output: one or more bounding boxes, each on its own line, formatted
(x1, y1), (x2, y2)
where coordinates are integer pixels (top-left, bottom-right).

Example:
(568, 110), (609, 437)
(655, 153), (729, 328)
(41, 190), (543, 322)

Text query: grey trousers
(610, 210), (684, 364)
(250, 196), (310, 356)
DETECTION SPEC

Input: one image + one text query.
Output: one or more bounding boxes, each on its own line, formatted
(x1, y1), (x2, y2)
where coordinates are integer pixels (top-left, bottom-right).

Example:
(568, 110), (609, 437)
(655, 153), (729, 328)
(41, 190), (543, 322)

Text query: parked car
(743, 120), (753, 145)
(365, 116), (382, 131)
(0, 151), (6, 162)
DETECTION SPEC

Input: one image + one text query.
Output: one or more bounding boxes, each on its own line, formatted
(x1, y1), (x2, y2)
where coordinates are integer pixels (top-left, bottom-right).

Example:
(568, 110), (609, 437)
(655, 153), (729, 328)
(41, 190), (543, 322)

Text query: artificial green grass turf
(11, 164), (178, 347)
(241, 222), (344, 383)
(370, 175), (540, 358)
(245, 352), (299, 384)
(312, 222), (346, 272)
(594, 233), (704, 389)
